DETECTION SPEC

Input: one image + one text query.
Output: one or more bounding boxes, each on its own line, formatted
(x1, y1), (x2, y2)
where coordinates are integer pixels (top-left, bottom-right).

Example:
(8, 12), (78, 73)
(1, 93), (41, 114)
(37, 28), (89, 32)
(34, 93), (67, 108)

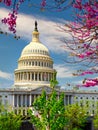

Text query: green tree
(0, 112), (22, 130)
(93, 103), (98, 130)
(65, 103), (88, 130)
(0, 103), (22, 130)
(93, 115), (98, 130)
(29, 90), (67, 130)
(50, 72), (59, 89)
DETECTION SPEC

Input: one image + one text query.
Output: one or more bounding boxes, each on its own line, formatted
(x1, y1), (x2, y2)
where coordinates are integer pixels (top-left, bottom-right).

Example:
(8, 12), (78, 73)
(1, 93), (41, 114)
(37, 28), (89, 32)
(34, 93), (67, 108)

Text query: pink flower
(83, 78), (98, 87)
(3, 0), (12, 6)
(41, 0), (46, 7)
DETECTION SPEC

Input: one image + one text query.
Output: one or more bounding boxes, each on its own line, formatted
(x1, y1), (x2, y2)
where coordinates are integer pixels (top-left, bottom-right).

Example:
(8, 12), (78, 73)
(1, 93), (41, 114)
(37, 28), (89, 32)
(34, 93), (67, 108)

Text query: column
(12, 94), (14, 106)
(30, 72), (32, 81)
(25, 95), (27, 107)
(29, 94), (32, 106)
(37, 72), (39, 81)
(34, 72), (35, 81)
(23, 72), (24, 81)
(21, 95), (23, 107)
(17, 95), (18, 107)
(27, 72), (29, 81)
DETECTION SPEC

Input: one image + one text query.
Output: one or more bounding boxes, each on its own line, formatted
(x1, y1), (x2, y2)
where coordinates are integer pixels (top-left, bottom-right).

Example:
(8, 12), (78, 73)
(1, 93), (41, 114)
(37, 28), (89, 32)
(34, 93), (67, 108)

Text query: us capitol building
(0, 21), (98, 115)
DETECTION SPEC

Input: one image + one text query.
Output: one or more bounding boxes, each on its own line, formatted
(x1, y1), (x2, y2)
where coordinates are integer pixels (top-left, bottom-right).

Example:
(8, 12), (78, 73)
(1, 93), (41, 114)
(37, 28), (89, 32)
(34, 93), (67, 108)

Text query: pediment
(30, 86), (52, 94)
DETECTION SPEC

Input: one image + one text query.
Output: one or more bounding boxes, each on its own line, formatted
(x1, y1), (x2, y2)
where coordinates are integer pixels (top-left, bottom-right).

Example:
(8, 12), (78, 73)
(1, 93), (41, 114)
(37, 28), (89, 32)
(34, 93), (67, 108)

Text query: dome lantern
(32, 21), (40, 42)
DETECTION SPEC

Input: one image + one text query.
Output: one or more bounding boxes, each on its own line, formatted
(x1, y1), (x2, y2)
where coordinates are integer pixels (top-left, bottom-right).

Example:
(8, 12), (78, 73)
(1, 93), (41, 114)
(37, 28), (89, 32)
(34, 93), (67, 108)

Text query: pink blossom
(41, 0), (46, 7)
(3, 0), (12, 6)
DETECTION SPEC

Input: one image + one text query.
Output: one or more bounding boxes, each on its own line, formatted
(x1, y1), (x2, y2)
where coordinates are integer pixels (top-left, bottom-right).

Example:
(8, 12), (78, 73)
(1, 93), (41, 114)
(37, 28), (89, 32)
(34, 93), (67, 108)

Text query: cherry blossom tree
(0, 0), (73, 37)
(60, 0), (98, 87)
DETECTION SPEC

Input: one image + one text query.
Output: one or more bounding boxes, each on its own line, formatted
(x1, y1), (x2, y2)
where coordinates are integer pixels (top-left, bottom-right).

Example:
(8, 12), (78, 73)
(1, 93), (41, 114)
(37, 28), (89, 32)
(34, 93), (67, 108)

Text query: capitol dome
(21, 41), (49, 57)
(14, 21), (56, 88)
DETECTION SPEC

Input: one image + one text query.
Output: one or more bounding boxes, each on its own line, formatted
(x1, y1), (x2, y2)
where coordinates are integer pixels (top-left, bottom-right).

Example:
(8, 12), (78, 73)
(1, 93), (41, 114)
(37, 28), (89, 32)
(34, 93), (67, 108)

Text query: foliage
(60, 0), (98, 87)
(0, 103), (22, 130)
(0, 112), (22, 130)
(50, 72), (59, 89)
(65, 103), (88, 130)
(29, 90), (67, 130)
(93, 115), (98, 130)
(93, 104), (98, 130)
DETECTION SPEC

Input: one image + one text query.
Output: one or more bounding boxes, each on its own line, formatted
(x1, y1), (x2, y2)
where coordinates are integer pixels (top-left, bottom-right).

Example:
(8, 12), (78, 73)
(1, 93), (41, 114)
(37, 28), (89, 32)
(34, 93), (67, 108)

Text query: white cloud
(0, 8), (70, 53)
(0, 70), (13, 80)
(54, 64), (73, 78)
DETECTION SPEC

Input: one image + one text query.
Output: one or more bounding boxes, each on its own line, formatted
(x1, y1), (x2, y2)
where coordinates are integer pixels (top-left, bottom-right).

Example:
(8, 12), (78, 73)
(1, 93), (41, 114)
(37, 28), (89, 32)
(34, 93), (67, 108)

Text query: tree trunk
(46, 125), (50, 130)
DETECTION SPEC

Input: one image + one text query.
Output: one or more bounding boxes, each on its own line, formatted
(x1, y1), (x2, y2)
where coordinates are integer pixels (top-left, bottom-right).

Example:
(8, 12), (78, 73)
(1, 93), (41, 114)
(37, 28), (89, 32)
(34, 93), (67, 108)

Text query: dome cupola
(21, 21), (49, 57)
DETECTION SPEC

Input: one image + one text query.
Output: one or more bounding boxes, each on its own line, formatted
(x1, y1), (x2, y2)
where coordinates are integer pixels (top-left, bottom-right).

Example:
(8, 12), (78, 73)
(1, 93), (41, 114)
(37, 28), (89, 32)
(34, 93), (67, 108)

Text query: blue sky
(0, 1), (97, 89)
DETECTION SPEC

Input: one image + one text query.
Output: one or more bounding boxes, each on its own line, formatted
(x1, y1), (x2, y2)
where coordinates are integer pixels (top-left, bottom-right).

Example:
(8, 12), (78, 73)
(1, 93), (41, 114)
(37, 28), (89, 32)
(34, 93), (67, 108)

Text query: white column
(30, 72), (32, 81)
(21, 95), (23, 107)
(17, 95), (18, 107)
(30, 94), (32, 106)
(27, 72), (28, 81)
(37, 72), (39, 81)
(23, 72), (24, 81)
(34, 72), (35, 81)
(18, 73), (19, 81)
(18, 73), (20, 81)
(12, 94), (14, 106)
